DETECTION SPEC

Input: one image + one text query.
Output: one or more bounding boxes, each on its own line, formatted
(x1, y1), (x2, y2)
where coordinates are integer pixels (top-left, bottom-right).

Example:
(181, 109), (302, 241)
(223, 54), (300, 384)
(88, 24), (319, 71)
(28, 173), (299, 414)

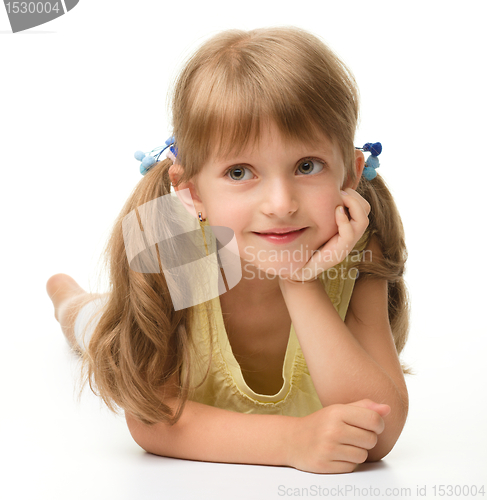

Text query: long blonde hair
(80, 26), (412, 426)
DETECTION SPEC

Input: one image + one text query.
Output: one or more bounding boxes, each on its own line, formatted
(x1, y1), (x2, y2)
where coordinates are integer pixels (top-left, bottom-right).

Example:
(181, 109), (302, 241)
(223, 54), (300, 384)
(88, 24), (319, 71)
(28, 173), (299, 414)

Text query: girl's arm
(125, 392), (389, 474)
(278, 236), (408, 462)
(125, 398), (293, 467)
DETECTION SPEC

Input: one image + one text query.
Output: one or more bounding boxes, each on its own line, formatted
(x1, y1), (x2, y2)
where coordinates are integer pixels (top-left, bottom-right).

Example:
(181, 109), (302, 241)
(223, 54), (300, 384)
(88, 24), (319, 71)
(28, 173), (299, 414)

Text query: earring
(198, 212), (205, 222)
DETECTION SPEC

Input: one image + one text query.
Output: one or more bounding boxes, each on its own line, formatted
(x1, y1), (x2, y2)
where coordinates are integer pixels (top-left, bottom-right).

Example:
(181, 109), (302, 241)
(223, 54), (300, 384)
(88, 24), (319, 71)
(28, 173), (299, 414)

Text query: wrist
(282, 415), (300, 468)
(279, 276), (321, 293)
(278, 267), (326, 286)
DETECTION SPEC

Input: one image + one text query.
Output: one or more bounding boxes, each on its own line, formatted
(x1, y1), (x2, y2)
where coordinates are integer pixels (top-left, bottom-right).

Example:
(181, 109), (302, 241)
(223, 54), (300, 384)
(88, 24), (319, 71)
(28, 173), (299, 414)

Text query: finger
(326, 461), (359, 474)
(341, 192), (369, 231)
(341, 189), (368, 219)
(341, 406), (386, 435)
(339, 425), (378, 450)
(336, 205), (355, 242)
(333, 444), (369, 465)
(342, 188), (371, 216)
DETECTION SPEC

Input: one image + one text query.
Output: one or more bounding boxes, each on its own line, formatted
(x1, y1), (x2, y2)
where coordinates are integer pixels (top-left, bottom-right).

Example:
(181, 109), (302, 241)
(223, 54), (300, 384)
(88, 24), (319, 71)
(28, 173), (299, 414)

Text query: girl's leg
(46, 273), (108, 353)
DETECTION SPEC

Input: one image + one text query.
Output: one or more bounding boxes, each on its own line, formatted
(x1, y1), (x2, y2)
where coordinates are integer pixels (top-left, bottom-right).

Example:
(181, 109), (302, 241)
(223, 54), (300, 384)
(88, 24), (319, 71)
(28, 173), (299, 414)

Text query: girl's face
(187, 122), (357, 277)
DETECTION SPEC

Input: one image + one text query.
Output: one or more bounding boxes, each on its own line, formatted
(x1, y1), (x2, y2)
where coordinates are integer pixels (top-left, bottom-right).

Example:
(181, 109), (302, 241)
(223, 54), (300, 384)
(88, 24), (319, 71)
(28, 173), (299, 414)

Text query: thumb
(348, 398), (391, 417)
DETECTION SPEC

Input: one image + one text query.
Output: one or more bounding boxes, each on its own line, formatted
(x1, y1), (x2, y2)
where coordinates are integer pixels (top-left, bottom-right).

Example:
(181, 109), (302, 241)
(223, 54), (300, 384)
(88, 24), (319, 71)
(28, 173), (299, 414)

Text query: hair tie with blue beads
(356, 142), (382, 180)
(134, 137), (178, 176)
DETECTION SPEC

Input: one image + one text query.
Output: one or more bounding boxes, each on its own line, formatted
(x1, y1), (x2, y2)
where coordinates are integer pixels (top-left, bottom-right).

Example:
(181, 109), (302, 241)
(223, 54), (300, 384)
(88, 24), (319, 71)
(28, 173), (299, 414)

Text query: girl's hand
(286, 399), (390, 474)
(280, 188), (371, 283)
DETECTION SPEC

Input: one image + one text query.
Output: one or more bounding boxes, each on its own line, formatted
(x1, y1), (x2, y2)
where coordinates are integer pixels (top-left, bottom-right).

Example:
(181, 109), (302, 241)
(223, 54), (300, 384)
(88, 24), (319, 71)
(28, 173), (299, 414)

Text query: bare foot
(46, 273), (90, 351)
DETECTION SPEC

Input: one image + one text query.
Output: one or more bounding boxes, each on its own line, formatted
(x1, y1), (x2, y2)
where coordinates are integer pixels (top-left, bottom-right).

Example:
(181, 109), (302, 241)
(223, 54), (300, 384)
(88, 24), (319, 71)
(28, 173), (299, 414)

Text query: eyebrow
(215, 146), (334, 163)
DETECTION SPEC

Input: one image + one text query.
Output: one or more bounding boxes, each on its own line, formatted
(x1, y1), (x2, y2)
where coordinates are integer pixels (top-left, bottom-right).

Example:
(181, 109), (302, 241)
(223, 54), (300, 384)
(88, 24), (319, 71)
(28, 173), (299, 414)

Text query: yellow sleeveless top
(185, 225), (371, 417)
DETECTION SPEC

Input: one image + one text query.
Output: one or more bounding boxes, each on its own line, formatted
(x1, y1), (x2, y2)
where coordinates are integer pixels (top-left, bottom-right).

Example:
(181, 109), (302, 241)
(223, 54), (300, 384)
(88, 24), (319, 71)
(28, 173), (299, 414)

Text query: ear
(343, 149), (365, 190)
(168, 164), (204, 220)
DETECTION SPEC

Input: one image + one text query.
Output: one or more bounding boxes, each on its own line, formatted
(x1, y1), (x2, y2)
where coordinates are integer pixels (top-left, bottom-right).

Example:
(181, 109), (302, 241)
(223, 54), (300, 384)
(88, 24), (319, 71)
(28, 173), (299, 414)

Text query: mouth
(252, 227), (307, 243)
(254, 227), (307, 235)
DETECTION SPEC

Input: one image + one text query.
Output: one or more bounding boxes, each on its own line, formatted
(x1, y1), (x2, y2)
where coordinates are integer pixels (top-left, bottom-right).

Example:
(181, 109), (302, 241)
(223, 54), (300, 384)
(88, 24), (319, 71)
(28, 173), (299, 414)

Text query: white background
(1, 1), (486, 499)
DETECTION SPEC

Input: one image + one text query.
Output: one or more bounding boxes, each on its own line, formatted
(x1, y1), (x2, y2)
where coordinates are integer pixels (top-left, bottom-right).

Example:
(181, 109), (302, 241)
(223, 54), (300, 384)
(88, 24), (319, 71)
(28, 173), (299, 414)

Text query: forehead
(208, 120), (340, 163)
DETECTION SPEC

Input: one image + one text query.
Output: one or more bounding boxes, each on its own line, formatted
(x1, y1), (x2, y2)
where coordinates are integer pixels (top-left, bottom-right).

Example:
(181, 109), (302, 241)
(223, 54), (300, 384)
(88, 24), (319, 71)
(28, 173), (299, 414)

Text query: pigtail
(79, 158), (213, 425)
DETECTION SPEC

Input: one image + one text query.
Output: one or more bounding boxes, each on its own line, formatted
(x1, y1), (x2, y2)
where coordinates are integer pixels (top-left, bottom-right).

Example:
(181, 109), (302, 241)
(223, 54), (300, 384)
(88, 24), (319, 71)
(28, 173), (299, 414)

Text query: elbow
(125, 412), (145, 450)
(365, 436), (398, 462)
(365, 446), (392, 463)
(366, 390), (409, 463)
(125, 411), (177, 457)
(399, 383), (409, 420)
(125, 411), (154, 453)
(124, 394), (183, 455)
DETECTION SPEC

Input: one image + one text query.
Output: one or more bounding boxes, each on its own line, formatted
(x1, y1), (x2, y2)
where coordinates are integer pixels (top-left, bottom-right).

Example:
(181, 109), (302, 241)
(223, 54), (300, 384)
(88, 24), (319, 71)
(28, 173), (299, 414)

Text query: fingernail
(341, 190), (348, 196)
(339, 206), (345, 214)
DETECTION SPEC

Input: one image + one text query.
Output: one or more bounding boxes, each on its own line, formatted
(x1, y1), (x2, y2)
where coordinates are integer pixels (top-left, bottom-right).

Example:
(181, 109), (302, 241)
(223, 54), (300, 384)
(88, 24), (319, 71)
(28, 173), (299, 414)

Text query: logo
(3, 0), (79, 33)
(122, 189), (242, 311)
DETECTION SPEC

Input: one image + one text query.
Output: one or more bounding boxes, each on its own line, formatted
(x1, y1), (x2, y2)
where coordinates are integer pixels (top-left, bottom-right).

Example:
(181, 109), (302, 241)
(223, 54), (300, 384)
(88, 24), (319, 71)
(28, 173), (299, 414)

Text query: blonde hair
(79, 26), (412, 426)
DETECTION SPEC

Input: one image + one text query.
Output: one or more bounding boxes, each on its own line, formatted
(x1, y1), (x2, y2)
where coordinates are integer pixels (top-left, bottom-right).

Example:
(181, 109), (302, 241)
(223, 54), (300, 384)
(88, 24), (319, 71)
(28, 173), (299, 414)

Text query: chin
(245, 259), (309, 280)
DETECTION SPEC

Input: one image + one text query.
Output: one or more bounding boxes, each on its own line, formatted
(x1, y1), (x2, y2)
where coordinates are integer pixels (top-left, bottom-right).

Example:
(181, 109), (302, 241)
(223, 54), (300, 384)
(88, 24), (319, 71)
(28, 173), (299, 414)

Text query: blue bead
(363, 166), (377, 180)
(165, 136), (175, 146)
(366, 155), (380, 169)
(134, 150), (146, 161)
(170, 145), (178, 157)
(141, 155), (156, 168)
(362, 142), (382, 156)
(370, 142), (382, 156)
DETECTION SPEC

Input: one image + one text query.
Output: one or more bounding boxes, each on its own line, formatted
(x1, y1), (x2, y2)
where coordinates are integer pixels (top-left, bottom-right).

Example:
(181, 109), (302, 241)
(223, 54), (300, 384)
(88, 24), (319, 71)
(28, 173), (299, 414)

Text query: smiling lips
(256, 227), (306, 235)
(253, 227), (307, 244)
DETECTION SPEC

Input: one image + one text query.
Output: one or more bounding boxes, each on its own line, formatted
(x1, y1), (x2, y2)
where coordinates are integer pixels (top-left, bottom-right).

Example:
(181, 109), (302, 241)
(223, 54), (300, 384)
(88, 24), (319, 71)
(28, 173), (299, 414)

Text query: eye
(296, 158), (325, 176)
(225, 166), (253, 182)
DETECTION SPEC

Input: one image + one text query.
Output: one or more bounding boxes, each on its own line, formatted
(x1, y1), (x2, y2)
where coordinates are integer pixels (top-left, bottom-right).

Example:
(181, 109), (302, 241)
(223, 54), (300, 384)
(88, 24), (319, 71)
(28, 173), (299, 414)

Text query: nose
(261, 178), (299, 217)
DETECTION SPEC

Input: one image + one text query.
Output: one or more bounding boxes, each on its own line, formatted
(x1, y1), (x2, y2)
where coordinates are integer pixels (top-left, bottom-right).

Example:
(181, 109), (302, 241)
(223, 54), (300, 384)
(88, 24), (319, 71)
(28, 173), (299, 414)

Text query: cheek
(306, 190), (343, 243)
(206, 198), (242, 232)
(310, 189), (342, 221)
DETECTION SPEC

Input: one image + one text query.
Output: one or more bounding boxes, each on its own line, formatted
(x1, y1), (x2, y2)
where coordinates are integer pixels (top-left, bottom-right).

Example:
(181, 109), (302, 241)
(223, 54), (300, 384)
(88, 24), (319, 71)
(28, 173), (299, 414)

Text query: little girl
(47, 26), (411, 474)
